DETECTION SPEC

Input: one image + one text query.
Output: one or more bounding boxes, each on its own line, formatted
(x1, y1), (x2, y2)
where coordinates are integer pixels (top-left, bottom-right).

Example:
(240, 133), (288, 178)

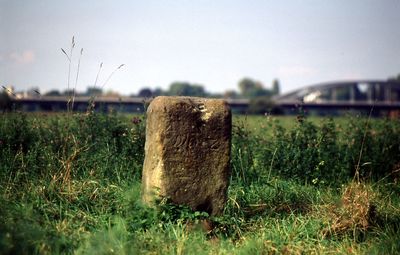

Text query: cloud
(9, 50), (35, 64)
(278, 66), (317, 77)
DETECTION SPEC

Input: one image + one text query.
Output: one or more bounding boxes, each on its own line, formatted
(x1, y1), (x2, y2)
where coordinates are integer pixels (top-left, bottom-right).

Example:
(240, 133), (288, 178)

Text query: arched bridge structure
(273, 80), (400, 116)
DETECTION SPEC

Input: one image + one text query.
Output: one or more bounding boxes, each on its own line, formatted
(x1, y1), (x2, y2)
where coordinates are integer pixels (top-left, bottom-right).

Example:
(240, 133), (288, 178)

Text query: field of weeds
(1, 112), (399, 254)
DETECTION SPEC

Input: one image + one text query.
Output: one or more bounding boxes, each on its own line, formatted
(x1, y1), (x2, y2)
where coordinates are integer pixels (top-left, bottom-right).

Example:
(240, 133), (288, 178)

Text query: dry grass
(322, 181), (375, 237)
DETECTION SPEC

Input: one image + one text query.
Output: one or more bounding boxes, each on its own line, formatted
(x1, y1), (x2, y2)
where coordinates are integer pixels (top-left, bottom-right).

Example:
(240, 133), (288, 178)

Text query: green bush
(342, 117), (400, 180)
(0, 112), (145, 183)
(230, 115), (400, 186)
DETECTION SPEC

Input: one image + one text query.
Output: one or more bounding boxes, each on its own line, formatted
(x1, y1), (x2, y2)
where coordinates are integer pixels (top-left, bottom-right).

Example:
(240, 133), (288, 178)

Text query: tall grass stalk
(87, 63), (124, 113)
(93, 62), (103, 87)
(354, 106), (374, 183)
(71, 48), (83, 111)
(100, 64), (125, 90)
(61, 36), (75, 112)
(1, 86), (17, 97)
(267, 147), (278, 182)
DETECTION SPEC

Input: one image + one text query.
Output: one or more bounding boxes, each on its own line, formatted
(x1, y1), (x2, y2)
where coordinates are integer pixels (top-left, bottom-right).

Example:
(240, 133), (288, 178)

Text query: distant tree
(62, 89), (75, 96)
(388, 73), (400, 82)
(272, 79), (281, 95)
(0, 92), (12, 112)
(248, 96), (276, 114)
(238, 78), (257, 97)
(238, 78), (272, 98)
(45, 90), (61, 96)
(104, 90), (121, 98)
(85, 87), (103, 96)
(138, 88), (153, 98)
(223, 90), (239, 99)
(152, 88), (165, 97)
(168, 82), (207, 97)
(207, 92), (223, 98)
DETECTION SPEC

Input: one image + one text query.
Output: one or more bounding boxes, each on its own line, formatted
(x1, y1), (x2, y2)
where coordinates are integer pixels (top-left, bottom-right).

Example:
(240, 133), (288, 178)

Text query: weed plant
(0, 112), (399, 254)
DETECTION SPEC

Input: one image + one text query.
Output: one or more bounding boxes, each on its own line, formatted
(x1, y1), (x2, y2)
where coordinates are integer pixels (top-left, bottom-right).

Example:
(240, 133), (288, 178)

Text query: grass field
(1, 112), (399, 254)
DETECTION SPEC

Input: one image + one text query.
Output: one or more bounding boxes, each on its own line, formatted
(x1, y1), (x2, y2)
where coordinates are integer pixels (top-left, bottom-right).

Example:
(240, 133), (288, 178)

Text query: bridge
(273, 80), (400, 116)
(10, 96), (251, 114)
(8, 80), (400, 116)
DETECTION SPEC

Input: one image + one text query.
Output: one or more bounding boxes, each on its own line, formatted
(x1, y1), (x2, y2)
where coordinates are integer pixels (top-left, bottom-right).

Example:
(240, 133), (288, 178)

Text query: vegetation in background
(135, 78), (280, 101)
(23, 76), (281, 102)
(0, 112), (399, 254)
(0, 91), (12, 112)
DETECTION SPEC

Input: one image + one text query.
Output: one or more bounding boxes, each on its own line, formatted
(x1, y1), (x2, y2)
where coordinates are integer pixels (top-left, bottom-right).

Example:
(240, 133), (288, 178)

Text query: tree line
(136, 78), (281, 100)
(134, 78), (282, 114)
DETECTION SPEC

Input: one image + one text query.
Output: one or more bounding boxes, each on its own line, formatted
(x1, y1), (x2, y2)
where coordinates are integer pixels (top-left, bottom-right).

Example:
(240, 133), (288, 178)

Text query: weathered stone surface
(142, 96), (231, 216)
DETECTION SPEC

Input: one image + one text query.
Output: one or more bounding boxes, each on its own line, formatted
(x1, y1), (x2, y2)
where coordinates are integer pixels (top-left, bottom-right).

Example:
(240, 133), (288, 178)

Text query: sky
(1, 0), (400, 95)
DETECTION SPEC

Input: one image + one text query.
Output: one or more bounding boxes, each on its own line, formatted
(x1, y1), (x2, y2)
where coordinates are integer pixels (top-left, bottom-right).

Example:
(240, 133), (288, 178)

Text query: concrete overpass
(8, 80), (400, 116)
(10, 96), (251, 114)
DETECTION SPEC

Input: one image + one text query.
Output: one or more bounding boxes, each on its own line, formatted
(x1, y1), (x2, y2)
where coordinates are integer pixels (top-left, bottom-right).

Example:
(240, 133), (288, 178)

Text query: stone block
(142, 96), (231, 216)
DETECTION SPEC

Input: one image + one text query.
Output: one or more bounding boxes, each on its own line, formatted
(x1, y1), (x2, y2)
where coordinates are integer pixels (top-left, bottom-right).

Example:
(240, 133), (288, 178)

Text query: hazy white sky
(1, 0), (400, 95)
